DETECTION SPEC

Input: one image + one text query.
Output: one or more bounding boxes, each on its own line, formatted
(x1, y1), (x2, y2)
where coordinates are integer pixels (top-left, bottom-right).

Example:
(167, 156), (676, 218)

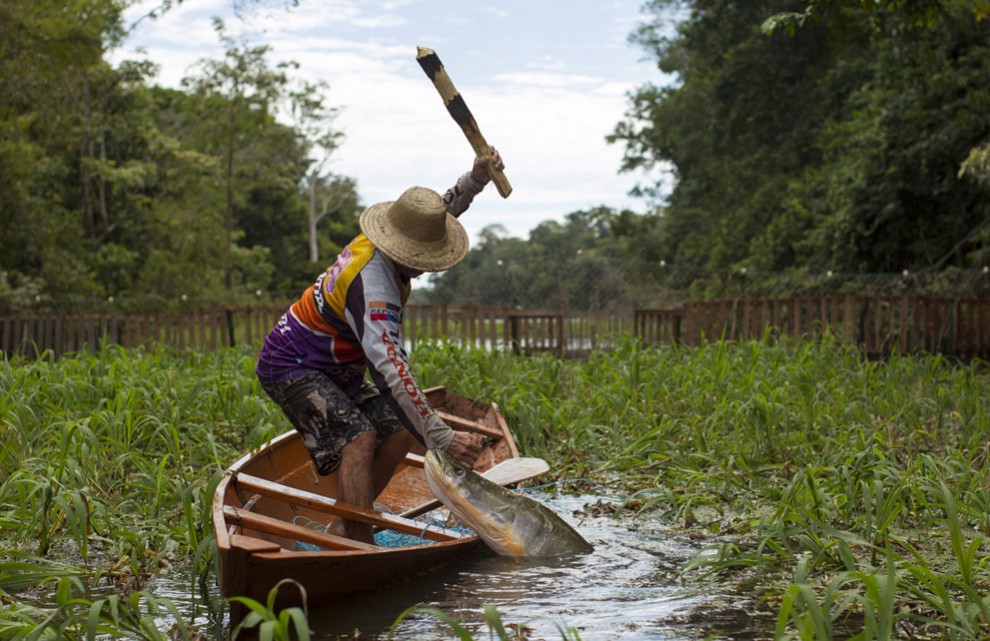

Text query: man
(256, 149), (504, 544)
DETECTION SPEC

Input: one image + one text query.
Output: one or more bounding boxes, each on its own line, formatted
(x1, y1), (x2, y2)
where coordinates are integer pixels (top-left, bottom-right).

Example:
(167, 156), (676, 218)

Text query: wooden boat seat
(223, 505), (376, 551)
(229, 471), (470, 542)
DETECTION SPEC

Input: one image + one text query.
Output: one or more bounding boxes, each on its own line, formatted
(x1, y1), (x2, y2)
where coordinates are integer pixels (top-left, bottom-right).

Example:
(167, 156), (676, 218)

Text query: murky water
(307, 494), (707, 640)
(152, 493), (769, 640)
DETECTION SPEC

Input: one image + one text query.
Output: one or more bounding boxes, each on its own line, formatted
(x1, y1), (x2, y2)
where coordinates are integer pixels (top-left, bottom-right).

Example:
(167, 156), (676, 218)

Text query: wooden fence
(0, 305), (630, 360)
(637, 295), (990, 360)
(399, 306), (630, 357)
(2, 296), (988, 361)
(0, 306), (285, 360)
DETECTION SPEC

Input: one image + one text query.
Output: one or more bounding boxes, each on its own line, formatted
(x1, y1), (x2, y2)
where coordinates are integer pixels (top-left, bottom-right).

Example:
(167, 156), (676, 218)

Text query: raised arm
(442, 147), (505, 218)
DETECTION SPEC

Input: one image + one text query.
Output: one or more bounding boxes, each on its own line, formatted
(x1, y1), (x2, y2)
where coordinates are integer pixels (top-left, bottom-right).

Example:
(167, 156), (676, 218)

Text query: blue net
(291, 510), (473, 551)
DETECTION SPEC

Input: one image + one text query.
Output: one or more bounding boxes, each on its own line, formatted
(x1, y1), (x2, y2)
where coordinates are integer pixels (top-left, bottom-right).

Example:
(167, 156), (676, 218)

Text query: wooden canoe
(212, 386), (526, 625)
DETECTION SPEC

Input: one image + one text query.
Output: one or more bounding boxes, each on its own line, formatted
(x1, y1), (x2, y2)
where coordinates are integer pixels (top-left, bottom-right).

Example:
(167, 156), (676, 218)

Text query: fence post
(226, 308), (236, 347)
(509, 312), (521, 355)
(407, 305), (418, 351)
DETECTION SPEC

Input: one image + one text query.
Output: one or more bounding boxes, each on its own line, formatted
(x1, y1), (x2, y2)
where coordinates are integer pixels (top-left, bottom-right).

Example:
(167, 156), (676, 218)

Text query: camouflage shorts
(260, 372), (405, 476)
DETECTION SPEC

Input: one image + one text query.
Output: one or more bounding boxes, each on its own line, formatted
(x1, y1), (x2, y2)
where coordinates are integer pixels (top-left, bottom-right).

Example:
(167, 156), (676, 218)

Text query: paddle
(398, 456), (550, 519)
(478, 457), (549, 485)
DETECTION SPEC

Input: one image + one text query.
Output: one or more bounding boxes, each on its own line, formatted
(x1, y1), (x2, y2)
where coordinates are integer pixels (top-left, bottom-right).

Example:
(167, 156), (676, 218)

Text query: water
(309, 496), (705, 639)
(153, 493), (768, 640)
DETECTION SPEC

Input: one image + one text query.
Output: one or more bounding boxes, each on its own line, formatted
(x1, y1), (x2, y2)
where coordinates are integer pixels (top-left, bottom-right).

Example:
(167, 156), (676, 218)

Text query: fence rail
(0, 307), (286, 360)
(638, 295), (990, 360)
(2, 296), (988, 361)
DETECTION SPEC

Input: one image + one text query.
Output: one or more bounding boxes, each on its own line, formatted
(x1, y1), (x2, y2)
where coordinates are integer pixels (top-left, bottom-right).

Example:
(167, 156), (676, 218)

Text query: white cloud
(110, 0), (668, 244)
(493, 72), (603, 90)
(481, 6), (509, 19)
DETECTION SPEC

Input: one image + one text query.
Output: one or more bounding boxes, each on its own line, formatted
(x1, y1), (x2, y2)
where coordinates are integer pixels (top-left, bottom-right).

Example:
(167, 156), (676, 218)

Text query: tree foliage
(609, 0), (990, 276)
(422, 207), (647, 310)
(0, 0), (357, 313)
(426, 0), (989, 307)
(3, 0), (988, 314)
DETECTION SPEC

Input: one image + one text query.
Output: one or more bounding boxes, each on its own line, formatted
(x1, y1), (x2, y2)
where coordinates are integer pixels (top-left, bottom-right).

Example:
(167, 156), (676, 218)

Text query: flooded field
(10, 343), (983, 638)
(150, 493), (769, 640)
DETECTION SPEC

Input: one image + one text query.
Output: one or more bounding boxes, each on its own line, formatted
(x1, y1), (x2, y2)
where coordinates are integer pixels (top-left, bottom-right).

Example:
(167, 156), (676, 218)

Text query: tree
(301, 173), (360, 263)
(611, 0), (839, 270)
(286, 79), (352, 263)
(0, 0), (125, 310)
(762, 0), (990, 34)
(0, 0), (361, 312)
(610, 0), (990, 279)
(423, 208), (638, 311)
(178, 21), (361, 296)
(181, 19), (301, 292)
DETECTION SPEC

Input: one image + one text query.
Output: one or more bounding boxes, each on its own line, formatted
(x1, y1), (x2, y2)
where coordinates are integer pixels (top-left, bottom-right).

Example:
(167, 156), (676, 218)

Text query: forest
(1, 0), (988, 315)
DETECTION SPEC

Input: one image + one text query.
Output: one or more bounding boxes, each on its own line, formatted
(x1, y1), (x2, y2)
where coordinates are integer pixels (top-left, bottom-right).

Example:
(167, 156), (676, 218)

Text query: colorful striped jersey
(256, 172), (485, 449)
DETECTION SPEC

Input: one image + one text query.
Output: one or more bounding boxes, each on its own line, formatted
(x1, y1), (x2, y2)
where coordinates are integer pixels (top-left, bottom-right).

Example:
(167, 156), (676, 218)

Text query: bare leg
(371, 430), (417, 498)
(332, 430), (377, 544)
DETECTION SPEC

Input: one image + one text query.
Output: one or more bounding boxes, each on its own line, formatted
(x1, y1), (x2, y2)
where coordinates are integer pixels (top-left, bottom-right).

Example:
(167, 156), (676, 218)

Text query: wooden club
(416, 46), (512, 198)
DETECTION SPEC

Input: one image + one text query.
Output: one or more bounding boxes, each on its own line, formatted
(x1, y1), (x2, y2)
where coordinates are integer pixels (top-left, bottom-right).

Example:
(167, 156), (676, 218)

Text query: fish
(423, 449), (593, 557)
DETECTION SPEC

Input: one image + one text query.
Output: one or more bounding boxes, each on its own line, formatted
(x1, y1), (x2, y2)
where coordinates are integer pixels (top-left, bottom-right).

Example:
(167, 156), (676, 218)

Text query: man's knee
(342, 429), (377, 465)
(387, 429), (416, 448)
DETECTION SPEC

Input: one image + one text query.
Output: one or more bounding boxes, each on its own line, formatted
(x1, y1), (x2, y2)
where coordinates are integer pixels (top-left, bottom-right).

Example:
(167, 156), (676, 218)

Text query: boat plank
(223, 506), (375, 551)
(435, 410), (503, 439)
(231, 472), (469, 541)
(229, 533), (280, 553)
(404, 452), (425, 468)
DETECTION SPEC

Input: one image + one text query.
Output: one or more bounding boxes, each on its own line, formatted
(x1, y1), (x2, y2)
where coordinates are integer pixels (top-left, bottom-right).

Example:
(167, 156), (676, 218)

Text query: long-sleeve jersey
(256, 172), (485, 450)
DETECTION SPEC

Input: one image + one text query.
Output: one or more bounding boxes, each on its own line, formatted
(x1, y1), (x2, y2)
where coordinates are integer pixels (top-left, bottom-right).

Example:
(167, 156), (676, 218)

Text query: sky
(111, 0), (678, 243)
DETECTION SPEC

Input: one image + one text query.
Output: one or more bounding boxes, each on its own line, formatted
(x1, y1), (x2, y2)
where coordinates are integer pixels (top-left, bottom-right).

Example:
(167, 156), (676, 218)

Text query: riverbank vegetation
(1, 338), (988, 639)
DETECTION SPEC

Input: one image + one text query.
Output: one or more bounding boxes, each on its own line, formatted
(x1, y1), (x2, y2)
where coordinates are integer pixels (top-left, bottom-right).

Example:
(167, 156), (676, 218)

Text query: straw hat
(359, 186), (469, 272)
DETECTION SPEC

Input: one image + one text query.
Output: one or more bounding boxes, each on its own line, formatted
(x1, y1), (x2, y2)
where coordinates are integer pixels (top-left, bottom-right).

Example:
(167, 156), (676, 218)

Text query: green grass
(1, 333), (989, 639)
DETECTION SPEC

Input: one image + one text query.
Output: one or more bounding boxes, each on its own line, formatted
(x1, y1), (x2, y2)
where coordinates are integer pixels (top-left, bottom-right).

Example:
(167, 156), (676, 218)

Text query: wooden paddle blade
(481, 457), (550, 486)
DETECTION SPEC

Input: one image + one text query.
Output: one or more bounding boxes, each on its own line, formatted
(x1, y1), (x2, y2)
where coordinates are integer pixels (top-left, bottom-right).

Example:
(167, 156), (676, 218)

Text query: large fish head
(424, 449), (593, 558)
(423, 449), (529, 556)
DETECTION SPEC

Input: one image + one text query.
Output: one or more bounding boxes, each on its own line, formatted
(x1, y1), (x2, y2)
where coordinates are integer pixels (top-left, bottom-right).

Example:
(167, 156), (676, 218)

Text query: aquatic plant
(229, 579), (311, 641)
(2, 333), (988, 639)
(0, 576), (193, 640)
(412, 334), (990, 639)
(0, 343), (283, 636)
(388, 603), (582, 640)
